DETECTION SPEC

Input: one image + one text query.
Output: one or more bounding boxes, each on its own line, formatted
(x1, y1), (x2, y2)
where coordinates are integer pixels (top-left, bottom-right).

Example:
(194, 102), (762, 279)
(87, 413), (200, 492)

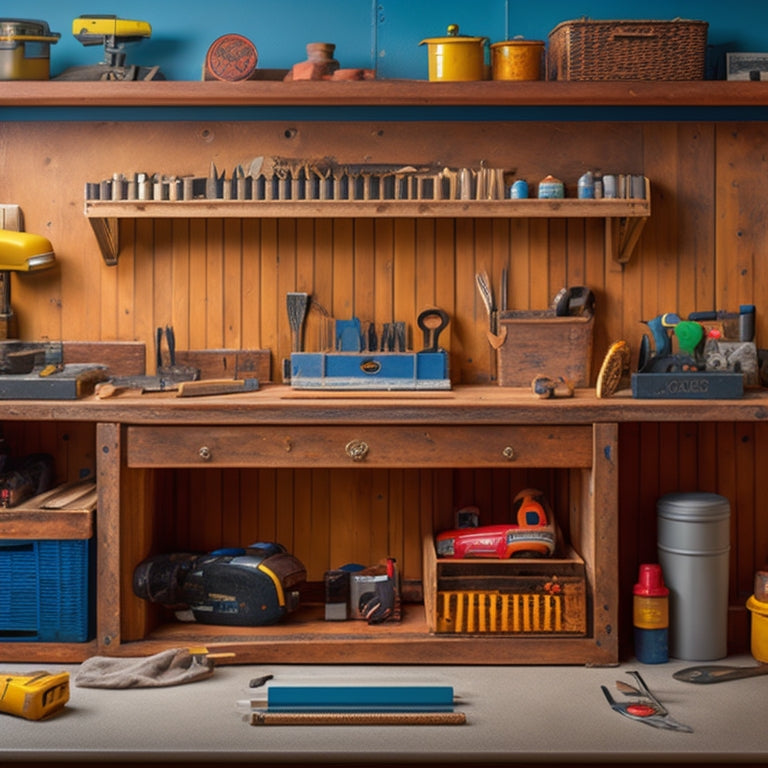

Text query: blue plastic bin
(0, 537), (93, 642)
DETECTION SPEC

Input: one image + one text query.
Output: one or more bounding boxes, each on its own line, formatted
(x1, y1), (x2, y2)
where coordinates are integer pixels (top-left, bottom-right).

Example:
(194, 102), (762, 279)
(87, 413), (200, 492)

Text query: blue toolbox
(0, 482), (95, 642)
(290, 309), (451, 391)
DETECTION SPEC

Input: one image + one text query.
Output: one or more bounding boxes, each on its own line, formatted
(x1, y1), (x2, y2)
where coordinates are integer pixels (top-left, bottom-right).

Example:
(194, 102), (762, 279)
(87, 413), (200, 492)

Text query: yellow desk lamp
(0, 228), (56, 340)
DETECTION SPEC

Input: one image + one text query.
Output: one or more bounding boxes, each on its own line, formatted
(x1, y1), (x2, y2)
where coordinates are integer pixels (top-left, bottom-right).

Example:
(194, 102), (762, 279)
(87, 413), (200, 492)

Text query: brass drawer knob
(198, 445), (212, 461)
(502, 446), (516, 461)
(345, 439), (369, 461)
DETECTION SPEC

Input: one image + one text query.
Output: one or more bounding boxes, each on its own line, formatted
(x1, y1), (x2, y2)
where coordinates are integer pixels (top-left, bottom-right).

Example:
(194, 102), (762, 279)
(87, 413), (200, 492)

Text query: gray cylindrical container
(657, 492), (730, 661)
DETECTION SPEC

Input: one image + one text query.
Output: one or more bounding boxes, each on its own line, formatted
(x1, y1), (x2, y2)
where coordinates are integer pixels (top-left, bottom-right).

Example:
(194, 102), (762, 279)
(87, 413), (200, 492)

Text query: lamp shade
(0, 228), (55, 271)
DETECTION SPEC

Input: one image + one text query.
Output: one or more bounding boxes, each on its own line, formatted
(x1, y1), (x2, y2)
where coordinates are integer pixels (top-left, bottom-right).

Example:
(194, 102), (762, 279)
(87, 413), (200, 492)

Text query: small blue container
(510, 179), (528, 199)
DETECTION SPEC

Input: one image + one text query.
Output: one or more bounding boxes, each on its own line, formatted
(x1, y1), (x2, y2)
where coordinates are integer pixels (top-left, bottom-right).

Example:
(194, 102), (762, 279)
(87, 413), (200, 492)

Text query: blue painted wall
(12, 0), (768, 81)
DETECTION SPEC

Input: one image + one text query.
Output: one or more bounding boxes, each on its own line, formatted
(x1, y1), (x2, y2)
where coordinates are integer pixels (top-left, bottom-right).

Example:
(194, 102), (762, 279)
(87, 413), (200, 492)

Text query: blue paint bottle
(633, 563), (669, 664)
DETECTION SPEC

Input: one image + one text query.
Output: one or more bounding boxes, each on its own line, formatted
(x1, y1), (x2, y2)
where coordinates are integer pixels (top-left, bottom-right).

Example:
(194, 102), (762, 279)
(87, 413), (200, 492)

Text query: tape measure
(0, 671), (70, 720)
(206, 34), (258, 81)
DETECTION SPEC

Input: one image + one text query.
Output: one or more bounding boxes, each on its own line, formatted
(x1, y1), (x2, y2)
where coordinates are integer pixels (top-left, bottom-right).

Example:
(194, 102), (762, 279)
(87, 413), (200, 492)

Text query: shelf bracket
(607, 216), (647, 265)
(88, 216), (119, 266)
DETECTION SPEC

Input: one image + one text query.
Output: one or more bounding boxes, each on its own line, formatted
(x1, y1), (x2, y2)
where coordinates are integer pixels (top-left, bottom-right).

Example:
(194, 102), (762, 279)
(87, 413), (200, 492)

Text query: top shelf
(4, 80), (768, 108)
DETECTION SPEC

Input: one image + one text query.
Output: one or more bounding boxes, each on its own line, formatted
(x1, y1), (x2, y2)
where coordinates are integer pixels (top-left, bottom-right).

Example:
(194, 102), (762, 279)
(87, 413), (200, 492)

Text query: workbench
(2, 385), (767, 666)
(1, 656), (766, 766)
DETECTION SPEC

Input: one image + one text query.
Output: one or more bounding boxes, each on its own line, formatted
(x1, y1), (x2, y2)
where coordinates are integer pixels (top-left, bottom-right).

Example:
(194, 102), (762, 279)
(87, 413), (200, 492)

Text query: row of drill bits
(84, 157), (510, 203)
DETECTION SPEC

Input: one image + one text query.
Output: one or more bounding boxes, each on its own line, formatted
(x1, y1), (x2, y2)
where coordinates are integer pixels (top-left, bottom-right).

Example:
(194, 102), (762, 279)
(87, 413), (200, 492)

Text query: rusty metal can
(491, 38), (544, 81)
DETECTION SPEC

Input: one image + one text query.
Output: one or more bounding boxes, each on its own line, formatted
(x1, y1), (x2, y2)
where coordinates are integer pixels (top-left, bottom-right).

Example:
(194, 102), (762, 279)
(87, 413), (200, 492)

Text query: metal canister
(537, 175), (564, 199)
(419, 25), (488, 82)
(491, 37), (544, 81)
(657, 492), (730, 660)
(0, 18), (60, 80)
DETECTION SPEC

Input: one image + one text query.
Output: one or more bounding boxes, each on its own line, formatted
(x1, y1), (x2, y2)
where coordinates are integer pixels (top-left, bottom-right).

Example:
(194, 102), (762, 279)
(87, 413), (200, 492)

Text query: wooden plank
(63, 341), (146, 375)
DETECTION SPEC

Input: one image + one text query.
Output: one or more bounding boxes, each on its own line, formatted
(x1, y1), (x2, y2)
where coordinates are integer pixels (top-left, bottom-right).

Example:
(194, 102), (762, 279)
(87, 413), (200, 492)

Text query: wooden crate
(496, 314), (593, 387)
(423, 536), (587, 635)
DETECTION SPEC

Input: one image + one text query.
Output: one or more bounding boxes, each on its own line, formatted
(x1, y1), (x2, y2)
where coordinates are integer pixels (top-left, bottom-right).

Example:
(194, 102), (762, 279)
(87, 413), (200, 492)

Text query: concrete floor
(1, 655), (766, 765)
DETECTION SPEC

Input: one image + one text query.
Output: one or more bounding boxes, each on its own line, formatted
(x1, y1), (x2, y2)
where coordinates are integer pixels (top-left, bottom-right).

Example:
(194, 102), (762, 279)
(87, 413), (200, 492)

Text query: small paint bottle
(577, 171), (595, 199)
(510, 179), (529, 199)
(537, 174), (564, 199)
(633, 563), (669, 664)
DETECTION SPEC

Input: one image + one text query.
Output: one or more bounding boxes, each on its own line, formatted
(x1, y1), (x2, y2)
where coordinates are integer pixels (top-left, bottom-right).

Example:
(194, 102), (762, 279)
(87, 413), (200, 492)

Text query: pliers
(601, 670), (693, 733)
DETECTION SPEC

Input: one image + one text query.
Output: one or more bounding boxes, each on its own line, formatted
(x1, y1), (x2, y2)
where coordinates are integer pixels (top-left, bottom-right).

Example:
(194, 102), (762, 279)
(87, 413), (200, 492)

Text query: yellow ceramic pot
(491, 38), (544, 81)
(420, 24), (488, 82)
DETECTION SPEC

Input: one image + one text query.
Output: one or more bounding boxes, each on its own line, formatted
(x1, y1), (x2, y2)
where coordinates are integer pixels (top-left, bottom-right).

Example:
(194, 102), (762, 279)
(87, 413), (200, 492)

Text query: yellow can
(0, 19), (60, 80)
(491, 38), (544, 81)
(746, 594), (768, 663)
(420, 24), (488, 82)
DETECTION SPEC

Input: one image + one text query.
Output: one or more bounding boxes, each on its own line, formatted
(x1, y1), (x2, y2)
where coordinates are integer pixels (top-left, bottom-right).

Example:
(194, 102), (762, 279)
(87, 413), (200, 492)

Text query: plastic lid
(634, 563), (669, 597)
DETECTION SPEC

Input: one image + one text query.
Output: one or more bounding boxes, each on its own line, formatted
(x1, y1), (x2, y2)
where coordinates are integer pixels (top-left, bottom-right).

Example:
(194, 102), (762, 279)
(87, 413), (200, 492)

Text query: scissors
(601, 670), (693, 733)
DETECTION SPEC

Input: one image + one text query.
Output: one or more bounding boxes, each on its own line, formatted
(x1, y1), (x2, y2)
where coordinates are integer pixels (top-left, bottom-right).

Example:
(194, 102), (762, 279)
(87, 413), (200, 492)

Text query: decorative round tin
(206, 33), (258, 81)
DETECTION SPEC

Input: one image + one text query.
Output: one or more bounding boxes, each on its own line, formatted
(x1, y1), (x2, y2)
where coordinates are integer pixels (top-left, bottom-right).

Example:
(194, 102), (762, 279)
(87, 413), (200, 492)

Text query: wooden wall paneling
(641, 124), (680, 321)
(241, 219), (262, 352)
(305, 468), (332, 580)
(220, 467), (242, 546)
(153, 219), (174, 342)
(297, 218), (318, 302)
(507, 219), (530, 310)
(393, 219), (416, 341)
(289, 468), (312, 567)
(119, 464), (156, 643)
(133, 219), (156, 370)
(170, 219), (191, 350)
(733, 423), (756, 599)
(754, 426), (768, 573)
(275, 466), (296, 554)
(370, 469), (390, 569)
(204, 218), (225, 348)
(301, 220), (329, 354)
(415, 219), (437, 313)
(434, 219), (457, 359)
(256, 469), (278, 546)
(716, 124), (768, 317)
(223, 219), (243, 349)
(401, 469), (423, 579)
(260, 221), (280, 379)
(676, 422), (701, 491)
(546, 219), (568, 306)
(387, 470), (405, 571)
(676, 124), (716, 315)
(353, 219), (376, 343)
(373, 219), (395, 335)
(528, 220), (551, 309)
(454, 219), (483, 383)
(330, 219), (354, 320)
(115, 220), (137, 346)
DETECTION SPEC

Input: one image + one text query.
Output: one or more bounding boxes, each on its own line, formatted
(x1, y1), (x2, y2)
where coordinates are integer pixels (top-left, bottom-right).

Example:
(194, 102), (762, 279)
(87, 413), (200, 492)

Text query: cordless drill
(0, 671), (70, 720)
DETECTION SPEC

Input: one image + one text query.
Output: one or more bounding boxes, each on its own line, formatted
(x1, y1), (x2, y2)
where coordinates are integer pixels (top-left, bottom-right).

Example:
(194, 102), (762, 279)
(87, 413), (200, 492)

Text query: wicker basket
(547, 18), (708, 81)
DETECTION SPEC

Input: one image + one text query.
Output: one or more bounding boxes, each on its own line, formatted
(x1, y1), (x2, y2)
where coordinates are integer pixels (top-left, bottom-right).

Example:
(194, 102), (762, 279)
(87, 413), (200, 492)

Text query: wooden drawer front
(125, 425), (593, 468)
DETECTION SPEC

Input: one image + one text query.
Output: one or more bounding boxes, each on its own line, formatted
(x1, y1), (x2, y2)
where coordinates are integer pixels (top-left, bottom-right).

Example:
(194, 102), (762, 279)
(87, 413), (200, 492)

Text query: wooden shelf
(4, 79), (768, 107)
(84, 196), (650, 265)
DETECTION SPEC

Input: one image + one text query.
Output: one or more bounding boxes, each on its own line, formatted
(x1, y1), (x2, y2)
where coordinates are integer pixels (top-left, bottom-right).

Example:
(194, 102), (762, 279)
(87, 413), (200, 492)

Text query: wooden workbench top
(2, 385), (768, 425)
